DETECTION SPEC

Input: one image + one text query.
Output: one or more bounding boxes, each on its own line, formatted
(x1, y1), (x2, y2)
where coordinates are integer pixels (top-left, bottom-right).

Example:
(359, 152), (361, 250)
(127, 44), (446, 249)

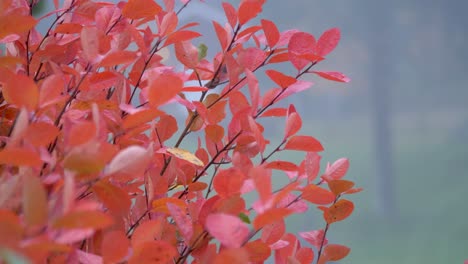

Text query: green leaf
(238, 212), (251, 224)
(197, 43), (208, 61)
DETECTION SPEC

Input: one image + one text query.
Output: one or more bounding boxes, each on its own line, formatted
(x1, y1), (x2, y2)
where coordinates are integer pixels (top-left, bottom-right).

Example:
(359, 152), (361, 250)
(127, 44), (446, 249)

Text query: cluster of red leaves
(0, 0), (358, 263)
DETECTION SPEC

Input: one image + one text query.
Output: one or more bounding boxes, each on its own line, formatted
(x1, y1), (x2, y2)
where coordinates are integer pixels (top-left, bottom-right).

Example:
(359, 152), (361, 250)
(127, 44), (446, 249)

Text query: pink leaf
(205, 213), (250, 248)
(167, 202), (193, 242)
(261, 19), (279, 47)
(323, 158), (350, 180)
(299, 229), (328, 249)
(288, 32), (316, 70)
(107, 146), (151, 178)
(316, 28), (341, 57)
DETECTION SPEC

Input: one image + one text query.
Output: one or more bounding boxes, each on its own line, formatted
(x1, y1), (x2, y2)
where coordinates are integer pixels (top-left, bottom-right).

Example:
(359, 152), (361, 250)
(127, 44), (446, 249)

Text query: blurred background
(32, 0), (468, 263)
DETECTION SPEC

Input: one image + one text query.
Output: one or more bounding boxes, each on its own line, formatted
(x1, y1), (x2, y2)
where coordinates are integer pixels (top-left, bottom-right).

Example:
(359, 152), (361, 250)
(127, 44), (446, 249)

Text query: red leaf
(261, 19), (280, 47)
(213, 168), (245, 198)
(147, 73), (183, 107)
(222, 2), (238, 28)
(312, 71), (350, 83)
(284, 135), (324, 152)
(122, 0), (162, 19)
(214, 248), (249, 263)
(53, 211), (113, 229)
(322, 244), (350, 261)
(260, 107), (287, 117)
(295, 247), (314, 264)
(68, 121), (96, 147)
(238, 47), (267, 71)
(324, 199), (354, 224)
(23, 174), (48, 226)
(253, 208), (293, 230)
(213, 21), (228, 51)
(101, 231), (130, 264)
(164, 30), (201, 47)
(265, 69), (297, 88)
(316, 28), (341, 57)
(301, 185), (335, 205)
(284, 105), (302, 138)
(288, 32), (316, 70)
(205, 213), (250, 248)
(238, 0), (265, 25)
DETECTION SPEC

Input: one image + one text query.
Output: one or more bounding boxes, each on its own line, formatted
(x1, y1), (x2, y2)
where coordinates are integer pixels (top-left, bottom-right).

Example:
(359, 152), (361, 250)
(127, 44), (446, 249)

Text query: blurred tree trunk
(367, 3), (397, 218)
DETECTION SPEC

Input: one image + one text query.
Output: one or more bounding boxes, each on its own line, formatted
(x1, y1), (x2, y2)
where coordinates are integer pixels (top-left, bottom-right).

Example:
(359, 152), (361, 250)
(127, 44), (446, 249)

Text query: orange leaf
(324, 199), (354, 224)
(205, 124), (224, 143)
(22, 174), (48, 226)
(244, 239), (271, 262)
(155, 114), (178, 142)
(92, 180), (131, 216)
(213, 168), (245, 198)
(0, 13), (37, 39)
(122, 0), (162, 19)
(301, 185), (335, 205)
(122, 109), (163, 130)
(99, 50), (137, 67)
(328, 180), (354, 196)
(266, 161), (298, 171)
(63, 148), (107, 174)
(24, 122), (60, 147)
(54, 23), (82, 34)
(253, 208), (293, 230)
(0, 147), (42, 167)
(53, 211), (113, 229)
(129, 241), (177, 264)
(0, 210), (23, 247)
(284, 135), (324, 152)
(322, 244), (350, 261)
(213, 248), (249, 264)
(0, 69), (39, 110)
(68, 121), (96, 147)
(147, 74), (183, 107)
(152, 197), (186, 214)
(131, 219), (164, 248)
(101, 230), (130, 264)
(188, 182), (208, 192)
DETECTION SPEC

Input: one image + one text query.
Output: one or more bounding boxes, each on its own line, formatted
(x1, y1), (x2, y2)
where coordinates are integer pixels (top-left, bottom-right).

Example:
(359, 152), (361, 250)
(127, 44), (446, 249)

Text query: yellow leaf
(166, 147), (204, 167)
